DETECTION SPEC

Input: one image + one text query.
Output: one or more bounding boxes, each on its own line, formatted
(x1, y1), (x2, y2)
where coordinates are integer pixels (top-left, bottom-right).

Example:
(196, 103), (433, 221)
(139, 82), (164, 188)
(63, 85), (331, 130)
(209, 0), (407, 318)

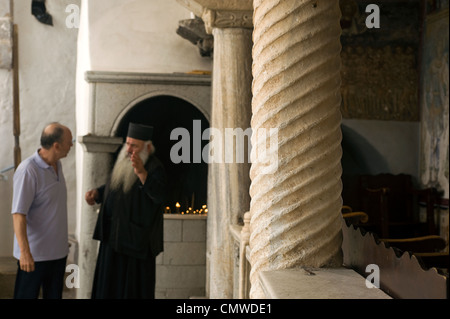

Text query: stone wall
(339, 0), (422, 121)
(156, 214), (207, 299)
(419, 7), (449, 198)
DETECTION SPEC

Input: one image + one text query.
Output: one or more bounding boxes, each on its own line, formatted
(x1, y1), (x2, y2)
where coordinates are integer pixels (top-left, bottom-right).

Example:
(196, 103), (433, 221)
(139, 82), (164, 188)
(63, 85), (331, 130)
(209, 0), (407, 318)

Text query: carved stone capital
(202, 9), (253, 33)
(176, 0), (253, 34)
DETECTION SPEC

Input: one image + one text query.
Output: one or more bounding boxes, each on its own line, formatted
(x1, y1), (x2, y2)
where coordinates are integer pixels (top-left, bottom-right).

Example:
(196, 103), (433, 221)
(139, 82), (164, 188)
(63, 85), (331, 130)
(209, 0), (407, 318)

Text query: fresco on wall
(339, 0), (421, 121)
(420, 8), (449, 197)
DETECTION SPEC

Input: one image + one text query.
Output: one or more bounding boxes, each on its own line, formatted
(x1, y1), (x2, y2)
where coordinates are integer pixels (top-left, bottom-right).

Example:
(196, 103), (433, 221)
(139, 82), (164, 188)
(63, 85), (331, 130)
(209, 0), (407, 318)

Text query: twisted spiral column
(249, 0), (344, 298)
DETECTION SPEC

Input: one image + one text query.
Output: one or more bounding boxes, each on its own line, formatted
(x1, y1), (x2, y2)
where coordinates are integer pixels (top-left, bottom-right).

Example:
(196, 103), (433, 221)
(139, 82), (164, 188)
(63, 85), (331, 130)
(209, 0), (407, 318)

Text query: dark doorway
(116, 95), (209, 213)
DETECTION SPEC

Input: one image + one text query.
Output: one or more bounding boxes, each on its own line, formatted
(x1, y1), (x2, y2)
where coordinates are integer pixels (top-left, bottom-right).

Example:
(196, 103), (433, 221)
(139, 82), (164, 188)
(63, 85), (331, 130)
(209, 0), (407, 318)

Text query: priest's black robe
(91, 155), (167, 299)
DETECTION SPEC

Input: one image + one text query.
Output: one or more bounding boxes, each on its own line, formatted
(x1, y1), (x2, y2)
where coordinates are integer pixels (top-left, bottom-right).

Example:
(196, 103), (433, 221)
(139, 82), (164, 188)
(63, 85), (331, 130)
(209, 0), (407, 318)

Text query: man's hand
(131, 151), (148, 185)
(19, 250), (35, 273)
(85, 189), (99, 206)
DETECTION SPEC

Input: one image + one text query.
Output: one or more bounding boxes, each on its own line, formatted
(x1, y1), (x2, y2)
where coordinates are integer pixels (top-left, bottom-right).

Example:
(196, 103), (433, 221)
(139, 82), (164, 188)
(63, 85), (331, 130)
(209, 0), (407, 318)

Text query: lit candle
(175, 202), (180, 214)
(165, 206), (171, 214)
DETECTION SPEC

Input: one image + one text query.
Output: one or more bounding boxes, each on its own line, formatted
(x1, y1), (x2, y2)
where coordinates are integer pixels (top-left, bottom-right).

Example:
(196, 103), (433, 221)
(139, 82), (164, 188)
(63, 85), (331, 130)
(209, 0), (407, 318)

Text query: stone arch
(110, 90), (211, 137)
(112, 94), (210, 214)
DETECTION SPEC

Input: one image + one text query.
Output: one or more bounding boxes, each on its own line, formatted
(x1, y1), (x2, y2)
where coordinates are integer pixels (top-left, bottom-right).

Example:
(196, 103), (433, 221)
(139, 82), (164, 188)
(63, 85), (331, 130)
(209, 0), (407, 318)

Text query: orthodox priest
(85, 123), (167, 298)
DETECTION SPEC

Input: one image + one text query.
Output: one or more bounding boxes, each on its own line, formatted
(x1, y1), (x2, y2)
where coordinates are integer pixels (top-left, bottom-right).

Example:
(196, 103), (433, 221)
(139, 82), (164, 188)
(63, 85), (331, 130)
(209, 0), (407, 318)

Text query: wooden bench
(343, 173), (440, 239)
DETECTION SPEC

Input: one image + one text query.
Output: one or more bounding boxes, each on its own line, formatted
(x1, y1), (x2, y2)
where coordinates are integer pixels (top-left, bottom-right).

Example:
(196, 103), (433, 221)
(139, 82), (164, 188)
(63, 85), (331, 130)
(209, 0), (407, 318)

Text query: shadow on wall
(341, 124), (390, 176)
(341, 124), (390, 207)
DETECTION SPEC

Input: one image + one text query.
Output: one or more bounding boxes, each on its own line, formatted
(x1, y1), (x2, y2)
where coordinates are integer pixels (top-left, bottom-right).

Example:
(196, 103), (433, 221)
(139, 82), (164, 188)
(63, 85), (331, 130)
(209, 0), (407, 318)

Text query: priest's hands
(131, 151), (148, 185)
(85, 189), (99, 206)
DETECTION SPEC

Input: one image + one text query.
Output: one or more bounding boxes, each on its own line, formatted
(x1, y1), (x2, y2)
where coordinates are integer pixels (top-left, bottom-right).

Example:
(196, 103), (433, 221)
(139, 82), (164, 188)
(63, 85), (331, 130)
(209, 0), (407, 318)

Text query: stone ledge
(77, 135), (123, 153)
(85, 71), (211, 86)
(259, 267), (392, 299)
(164, 214), (207, 220)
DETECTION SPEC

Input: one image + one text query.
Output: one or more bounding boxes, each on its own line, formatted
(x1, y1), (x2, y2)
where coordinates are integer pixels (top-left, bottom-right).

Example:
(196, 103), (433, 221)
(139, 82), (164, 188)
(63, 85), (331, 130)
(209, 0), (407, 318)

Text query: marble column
(206, 26), (253, 298)
(76, 135), (123, 298)
(249, 0), (344, 298)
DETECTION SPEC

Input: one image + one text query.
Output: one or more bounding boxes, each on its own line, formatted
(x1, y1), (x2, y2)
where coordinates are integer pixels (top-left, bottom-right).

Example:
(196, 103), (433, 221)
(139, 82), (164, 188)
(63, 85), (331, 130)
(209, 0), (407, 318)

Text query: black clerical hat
(127, 123), (153, 141)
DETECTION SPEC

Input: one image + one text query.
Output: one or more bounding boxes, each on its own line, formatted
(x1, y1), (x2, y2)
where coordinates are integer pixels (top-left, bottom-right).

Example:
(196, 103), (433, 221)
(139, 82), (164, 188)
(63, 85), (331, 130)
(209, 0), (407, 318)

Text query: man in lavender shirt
(11, 122), (73, 299)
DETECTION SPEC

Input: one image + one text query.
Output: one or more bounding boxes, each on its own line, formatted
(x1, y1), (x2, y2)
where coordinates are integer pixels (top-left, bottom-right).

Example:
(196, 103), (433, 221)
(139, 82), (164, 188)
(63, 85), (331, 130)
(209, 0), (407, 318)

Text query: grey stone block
(164, 219), (182, 242)
(156, 265), (206, 289)
(155, 287), (205, 299)
(163, 242), (206, 265)
(182, 219), (206, 242)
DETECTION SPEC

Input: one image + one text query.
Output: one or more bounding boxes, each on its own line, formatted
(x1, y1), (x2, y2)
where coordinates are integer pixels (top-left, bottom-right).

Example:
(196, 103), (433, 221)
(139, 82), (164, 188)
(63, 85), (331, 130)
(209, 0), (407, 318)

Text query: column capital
(78, 135), (123, 153)
(202, 8), (252, 33)
(176, 0), (253, 33)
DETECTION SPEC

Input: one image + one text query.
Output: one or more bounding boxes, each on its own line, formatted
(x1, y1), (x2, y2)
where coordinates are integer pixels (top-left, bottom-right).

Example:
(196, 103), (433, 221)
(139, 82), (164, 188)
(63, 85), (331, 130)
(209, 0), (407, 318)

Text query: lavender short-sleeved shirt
(11, 150), (69, 262)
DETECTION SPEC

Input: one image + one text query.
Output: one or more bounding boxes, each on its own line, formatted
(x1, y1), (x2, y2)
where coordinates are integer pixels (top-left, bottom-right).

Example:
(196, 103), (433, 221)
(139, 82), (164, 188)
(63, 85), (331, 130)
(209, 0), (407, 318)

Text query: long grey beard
(110, 144), (150, 194)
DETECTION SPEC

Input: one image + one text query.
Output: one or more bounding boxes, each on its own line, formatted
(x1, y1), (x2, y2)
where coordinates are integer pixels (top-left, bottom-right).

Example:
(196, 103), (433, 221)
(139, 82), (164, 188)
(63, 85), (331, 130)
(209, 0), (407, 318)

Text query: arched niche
(114, 95), (210, 213)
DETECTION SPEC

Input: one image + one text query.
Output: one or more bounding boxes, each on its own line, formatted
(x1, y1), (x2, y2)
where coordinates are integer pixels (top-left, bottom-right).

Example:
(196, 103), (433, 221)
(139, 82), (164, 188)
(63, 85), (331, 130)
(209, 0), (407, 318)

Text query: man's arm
(12, 213), (34, 272)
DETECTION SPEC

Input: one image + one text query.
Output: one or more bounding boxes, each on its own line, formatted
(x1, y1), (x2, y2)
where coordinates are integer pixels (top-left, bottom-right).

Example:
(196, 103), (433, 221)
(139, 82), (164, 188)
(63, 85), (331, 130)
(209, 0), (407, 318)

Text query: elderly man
(11, 122), (73, 299)
(85, 123), (167, 299)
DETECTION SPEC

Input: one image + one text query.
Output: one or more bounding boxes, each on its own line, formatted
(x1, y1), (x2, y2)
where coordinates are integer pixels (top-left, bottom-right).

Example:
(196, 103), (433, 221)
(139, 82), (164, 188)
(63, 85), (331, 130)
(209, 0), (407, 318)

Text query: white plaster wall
(0, 0), (13, 258)
(0, 67), (14, 257)
(87, 0), (212, 74)
(0, 0), (80, 257)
